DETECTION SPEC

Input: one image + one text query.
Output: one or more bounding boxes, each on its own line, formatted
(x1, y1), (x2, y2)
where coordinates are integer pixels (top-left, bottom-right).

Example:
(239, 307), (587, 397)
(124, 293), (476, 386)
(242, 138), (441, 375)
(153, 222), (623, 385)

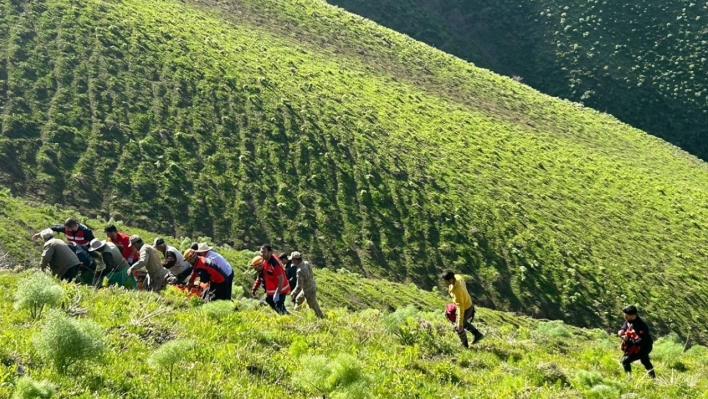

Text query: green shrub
(201, 300), (235, 320)
(381, 305), (420, 335)
(32, 310), (106, 374)
(535, 320), (573, 338)
(653, 334), (685, 368)
(13, 273), (64, 320)
(587, 384), (620, 399)
(574, 370), (604, 388)
(533, 362), (569, 387)
(289, 337), (309, 358)
(292, 353), (369, 398)
(11, 377), (55, 399)
(147, 339), (196, 383)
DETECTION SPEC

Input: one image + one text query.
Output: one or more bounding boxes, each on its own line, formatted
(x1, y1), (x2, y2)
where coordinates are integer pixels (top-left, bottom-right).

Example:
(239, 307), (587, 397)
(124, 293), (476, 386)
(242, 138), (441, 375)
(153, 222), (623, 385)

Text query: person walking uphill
(442, 270), (483, 347)
(126, 235), (168, 292)
(33, 218), (95, 251)
(290, 252), (324, 319)
(251, 244), (290, 314)
(38, 229), (82, 282)
(619, 305), (656, 378)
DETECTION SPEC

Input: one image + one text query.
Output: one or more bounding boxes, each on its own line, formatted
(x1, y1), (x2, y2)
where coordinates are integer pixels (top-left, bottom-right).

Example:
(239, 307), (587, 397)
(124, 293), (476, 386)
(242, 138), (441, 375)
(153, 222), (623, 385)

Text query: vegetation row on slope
(326, 0), (708, 159)
(2, 0), (708, 342)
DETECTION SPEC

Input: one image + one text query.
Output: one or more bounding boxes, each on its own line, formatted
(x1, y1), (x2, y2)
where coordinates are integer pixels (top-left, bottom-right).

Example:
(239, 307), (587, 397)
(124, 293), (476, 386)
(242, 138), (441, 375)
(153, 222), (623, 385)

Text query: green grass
(0, 271), (707, 398)
(325, 0), (708, 160)
(2, 0), (708, 343)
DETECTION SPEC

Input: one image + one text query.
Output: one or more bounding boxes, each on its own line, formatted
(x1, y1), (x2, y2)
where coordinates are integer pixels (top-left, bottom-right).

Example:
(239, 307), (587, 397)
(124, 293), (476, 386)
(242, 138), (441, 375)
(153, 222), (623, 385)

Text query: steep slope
(3, 272), (708, 399)
(2, 0), (708, 340)
(326, 0), (708, 159)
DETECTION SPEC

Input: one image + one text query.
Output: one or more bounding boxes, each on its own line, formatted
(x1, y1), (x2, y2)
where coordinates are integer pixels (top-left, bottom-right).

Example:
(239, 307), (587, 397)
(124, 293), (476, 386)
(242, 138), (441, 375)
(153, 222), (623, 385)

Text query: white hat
(289, 251), (302, 260)
(39, 229), (54, 240)
(87, 238), (107, 252)
(196, 243), (213, 253)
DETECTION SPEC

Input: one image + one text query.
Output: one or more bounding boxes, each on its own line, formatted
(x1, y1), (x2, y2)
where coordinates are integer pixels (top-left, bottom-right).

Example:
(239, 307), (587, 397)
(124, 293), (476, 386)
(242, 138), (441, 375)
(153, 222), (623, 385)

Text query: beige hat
(39, 229), (54, 240)
(196, 243), (213, 253)
(87, 238), (107, 252)
(129, 235), (142, 244)
(289, 251), (303, 260)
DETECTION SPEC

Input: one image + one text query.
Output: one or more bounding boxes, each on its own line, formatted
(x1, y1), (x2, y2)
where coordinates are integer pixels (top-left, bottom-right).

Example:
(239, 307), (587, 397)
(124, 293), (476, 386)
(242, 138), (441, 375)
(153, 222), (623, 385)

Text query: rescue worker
(126, 235), (168, 292)
(282, 252), (297, 293)
(154, 238), (192, 283)
(183, 249), (232, 300)
(619, 305), (656, 378)
(251, 244), (290, 314)
(193, 243), (234, 299)
(441, 270), (483, 347)
(38, 229), (82, 282)
(289, 251), (324, 319)
(87, 238), (135, 288)
(33, 218), (95, 250)
(105, 224), (137, 263)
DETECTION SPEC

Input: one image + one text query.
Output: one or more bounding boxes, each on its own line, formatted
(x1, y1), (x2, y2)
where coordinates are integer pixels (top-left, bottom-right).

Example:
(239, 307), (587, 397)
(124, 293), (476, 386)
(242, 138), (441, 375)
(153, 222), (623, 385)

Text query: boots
(472, 330), (484, 344)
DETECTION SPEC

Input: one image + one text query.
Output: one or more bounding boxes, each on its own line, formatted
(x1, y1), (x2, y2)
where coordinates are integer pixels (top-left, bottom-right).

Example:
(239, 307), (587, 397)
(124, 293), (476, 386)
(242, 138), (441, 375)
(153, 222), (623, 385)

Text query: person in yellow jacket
(442, 270), (484, 347)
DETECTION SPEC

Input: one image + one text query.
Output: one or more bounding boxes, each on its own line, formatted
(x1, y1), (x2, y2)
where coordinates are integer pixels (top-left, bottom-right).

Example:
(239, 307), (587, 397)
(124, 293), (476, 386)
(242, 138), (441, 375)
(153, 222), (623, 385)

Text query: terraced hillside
(2, 0), (708, 341)
(327, 0), (708, 159)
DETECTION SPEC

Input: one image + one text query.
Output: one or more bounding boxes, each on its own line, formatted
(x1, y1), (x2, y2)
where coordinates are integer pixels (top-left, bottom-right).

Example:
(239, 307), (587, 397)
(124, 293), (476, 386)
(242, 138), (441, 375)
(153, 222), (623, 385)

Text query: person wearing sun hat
(87, 238), (134, 288)
(191, 242), (234, 298)
(126, 235), (168, 292)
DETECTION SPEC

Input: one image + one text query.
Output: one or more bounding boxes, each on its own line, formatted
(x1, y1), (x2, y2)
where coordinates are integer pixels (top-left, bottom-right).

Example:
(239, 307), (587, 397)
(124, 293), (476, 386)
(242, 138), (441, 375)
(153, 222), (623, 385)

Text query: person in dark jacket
(33, 218), (95, 250)
(281, 252), (297, 293)
(618, 305), (656, 378)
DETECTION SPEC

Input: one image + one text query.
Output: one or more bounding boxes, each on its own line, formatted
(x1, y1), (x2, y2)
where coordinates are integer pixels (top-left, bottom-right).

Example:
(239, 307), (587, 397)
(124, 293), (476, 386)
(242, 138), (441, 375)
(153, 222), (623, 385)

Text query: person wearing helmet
(184, 249), (232, 301)
(251, 244), (290, 314)
(442, 270), (483, 347)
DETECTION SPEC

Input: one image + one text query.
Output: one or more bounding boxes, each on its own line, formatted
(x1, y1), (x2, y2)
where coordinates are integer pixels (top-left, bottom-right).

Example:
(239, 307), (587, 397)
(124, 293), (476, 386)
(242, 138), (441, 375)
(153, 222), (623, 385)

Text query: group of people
(32, 219), (324, 318)
(33, 218), (656, 377)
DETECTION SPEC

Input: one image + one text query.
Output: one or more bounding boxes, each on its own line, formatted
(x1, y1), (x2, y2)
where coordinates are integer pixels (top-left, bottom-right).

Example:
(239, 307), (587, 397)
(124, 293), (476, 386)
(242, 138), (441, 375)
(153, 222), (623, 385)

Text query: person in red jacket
(183, 249), (231, 301)
(251, 245), (290, 314)
(104, 224), (138, 263)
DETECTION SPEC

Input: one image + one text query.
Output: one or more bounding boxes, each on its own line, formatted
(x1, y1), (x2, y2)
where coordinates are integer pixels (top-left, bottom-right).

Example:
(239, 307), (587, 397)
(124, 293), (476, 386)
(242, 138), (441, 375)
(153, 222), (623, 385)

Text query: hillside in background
(326, 0), (708, 159)
(2, 0), (708, 341)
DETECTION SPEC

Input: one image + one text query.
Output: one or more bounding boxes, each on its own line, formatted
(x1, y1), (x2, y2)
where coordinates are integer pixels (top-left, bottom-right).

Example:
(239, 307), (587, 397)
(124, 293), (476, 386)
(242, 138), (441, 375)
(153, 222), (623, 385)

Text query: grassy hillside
(326, 0), (708, 159)
(2, 0), (708, 341)
(2, 274), (708, 399)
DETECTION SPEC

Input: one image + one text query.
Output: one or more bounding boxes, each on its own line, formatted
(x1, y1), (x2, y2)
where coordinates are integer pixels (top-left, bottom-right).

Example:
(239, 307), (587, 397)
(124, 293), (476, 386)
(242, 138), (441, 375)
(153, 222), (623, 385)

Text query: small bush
(32, 310), (106, 374)
(289, 337), (308, 358)
(653, 334), (684, 368)
(14, 273), (64, 320)
(11, 377), (55, 399)
(535, 320), (573, 338)
(587, 384), (620, 399)
(534, 362), (569, 386)
(148, 339), (196, 383)
(574, 370), (604, 388)
(381, 305), (420, 335)
(201, 300), (235, 320)
(293, 353), (369, 398)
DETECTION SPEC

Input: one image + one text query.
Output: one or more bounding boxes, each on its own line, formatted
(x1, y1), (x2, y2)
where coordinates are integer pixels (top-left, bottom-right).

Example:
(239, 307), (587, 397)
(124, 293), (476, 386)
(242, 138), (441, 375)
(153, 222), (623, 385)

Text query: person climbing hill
(33, 218), (95, 251)
(441, 270), (483, 347)
(619, 305), (656, 379)
(251, 244), (290, 315)
(289, 251), (324, 319)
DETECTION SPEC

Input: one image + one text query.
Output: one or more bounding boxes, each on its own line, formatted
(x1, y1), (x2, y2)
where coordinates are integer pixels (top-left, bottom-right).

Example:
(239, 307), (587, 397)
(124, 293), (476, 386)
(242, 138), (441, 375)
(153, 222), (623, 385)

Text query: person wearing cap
(87, 238), (135, 288)
(38, 229), (82, 281)
(154, 238), (192, 283)
(104, 224), (137, 263)
(192, 243), (234, 296)
(442, 270), (483, 347)
(183, 249), (231, 300)
(619, 305), (656, 378)
(281, 252), (297, 294)
(126, 235), (168, 292)
(251, 244), (290, 314)
(33, 218), (95, 250)
(289, 252), (324, 319)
